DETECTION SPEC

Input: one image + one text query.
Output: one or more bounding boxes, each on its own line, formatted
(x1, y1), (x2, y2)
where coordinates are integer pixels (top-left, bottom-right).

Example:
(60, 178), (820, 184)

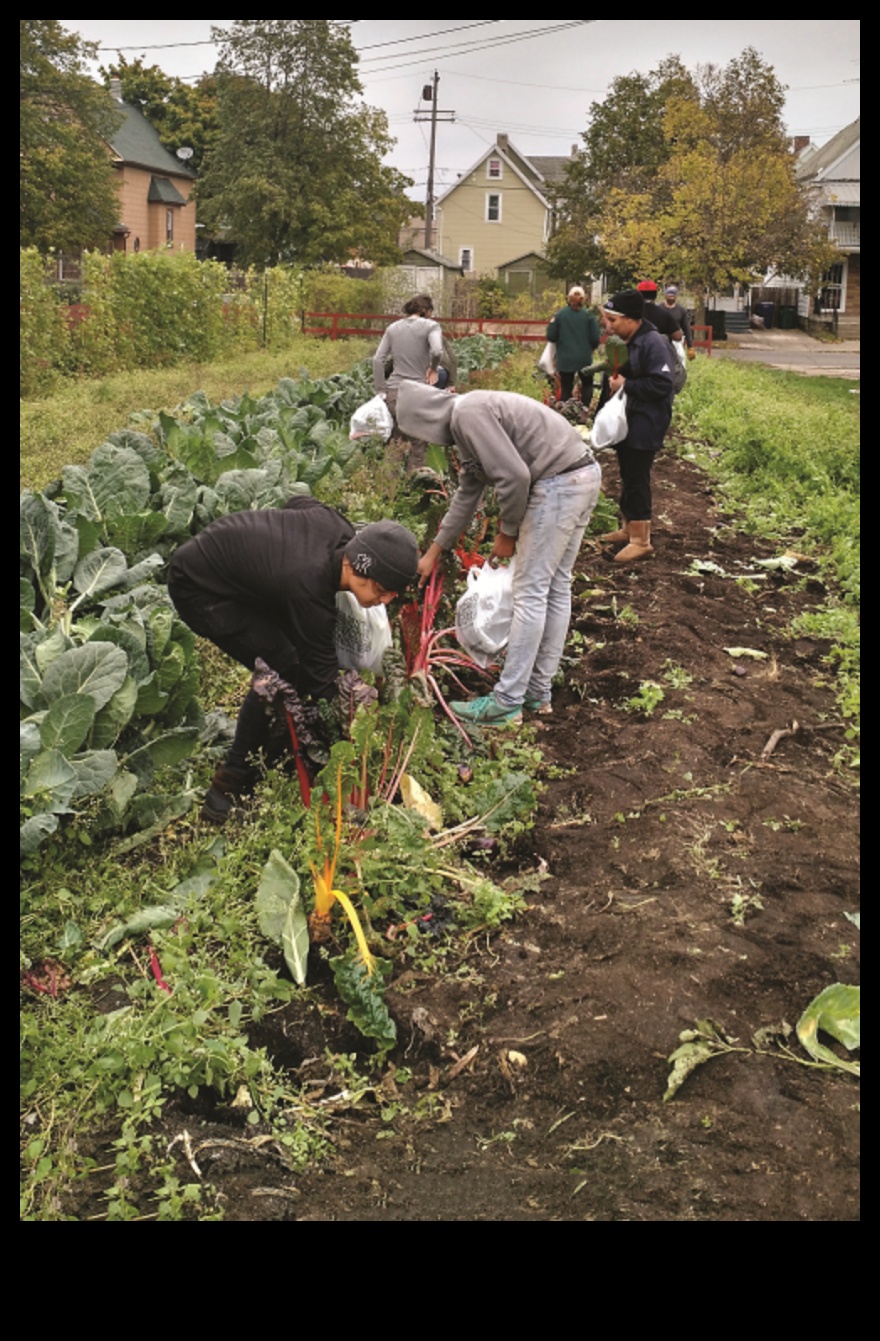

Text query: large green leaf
(40, 693), (96, 756)
(797, 984), (860, 1075)
(124, 726), (199, 771)
(20, 721), (42, 778)
(90, 675), (139, 748)
(331, 956), (396, 1048)
(62, 445), (151, 527)
(54, 519), (81, 585)
(72, 547), (128, 604)
(23, 748), (78, 812)
(256, 849), (300, 940)
(282, 897), (309, 987)
(159, 473), (199, 536)
(20, 491), (59, 578)
(88, 443), (152, 520)
(34, 625), (73, 674)
(39, 642), (129, 712)
(104, 510), (168, 556)
(87, 622), (150, 681)
(20, 633), (42, 710)
(20, 813), (59, 856)
(69, 750), (118, 799)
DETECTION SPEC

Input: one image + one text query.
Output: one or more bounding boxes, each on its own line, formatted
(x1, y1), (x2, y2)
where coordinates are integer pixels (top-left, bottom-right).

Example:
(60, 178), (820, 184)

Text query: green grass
(675, 358), (859, 750)
(20, 336), (374, 491)
(676, 360), (860, 598)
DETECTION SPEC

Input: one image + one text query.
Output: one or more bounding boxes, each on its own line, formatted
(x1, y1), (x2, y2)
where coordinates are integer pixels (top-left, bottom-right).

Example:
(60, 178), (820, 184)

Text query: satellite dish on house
(176, 147), (194, 162)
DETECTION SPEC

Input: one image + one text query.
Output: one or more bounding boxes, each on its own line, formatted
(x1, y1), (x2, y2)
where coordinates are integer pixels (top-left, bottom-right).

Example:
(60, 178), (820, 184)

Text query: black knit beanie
(604, 289), (645, 320)
(344, 521), (420, 592)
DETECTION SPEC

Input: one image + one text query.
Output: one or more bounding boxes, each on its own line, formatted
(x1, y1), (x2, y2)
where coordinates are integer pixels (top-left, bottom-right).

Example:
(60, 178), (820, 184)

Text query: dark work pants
(559, 369), (595, 403)
(615, 444), (658, 522)
(168, 571), (301, 771)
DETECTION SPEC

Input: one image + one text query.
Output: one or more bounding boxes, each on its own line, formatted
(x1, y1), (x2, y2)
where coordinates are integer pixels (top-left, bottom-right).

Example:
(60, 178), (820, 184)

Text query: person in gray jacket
(373, 294), (445, 472)
(397, 381), (601, 726)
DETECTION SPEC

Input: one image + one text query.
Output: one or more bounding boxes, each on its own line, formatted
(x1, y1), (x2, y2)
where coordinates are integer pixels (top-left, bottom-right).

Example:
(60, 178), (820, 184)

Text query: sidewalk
(709, 327), (860, 378)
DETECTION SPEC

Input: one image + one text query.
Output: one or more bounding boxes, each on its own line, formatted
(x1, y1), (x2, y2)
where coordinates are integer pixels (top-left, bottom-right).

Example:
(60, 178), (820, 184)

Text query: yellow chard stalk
(307, 766), (375, 975)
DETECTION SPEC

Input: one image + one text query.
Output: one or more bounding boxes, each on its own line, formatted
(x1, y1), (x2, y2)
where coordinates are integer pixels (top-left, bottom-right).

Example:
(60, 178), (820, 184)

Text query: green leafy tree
(197, 20), (413, 269)
(549, 49), (838, 303)
(547, 56), (697, 286)
(99, 55), (219, 175)
(20, 20), (122, 253)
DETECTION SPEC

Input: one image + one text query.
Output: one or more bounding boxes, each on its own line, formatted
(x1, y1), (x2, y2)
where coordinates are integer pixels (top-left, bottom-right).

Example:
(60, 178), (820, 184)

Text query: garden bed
(51, 444), (859, 1222)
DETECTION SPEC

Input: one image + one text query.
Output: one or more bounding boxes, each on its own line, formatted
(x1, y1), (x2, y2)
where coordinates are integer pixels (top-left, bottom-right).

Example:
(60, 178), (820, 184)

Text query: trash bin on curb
(755, 301), (775, 329)
(705, 310), (727, 340)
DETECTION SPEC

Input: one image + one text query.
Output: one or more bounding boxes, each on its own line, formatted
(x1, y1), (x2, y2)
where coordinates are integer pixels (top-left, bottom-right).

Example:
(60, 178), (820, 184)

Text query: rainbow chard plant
(308, 765), (375, 974)
(400, 564), (492, 745)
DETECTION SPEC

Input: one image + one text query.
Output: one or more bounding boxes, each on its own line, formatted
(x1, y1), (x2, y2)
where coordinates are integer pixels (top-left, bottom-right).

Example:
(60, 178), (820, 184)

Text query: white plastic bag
(537, 342), (557, 376)
(590, 388), (628, 450)
(335, 591), (392, 673)
(671, 338), (687, 393)
(349, 394), (394, 442)
(455, 560), (516, 668)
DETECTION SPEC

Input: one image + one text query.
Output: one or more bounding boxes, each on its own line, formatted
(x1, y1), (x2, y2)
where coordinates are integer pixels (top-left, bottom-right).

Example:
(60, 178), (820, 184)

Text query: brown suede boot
(201, 765), (255, 825)
(614, 520), (653, 563)
(600, 516), (629, 544)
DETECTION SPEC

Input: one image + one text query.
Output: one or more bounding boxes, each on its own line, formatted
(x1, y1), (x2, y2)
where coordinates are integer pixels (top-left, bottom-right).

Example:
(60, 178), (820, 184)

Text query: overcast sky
(62, 19), (860, 202)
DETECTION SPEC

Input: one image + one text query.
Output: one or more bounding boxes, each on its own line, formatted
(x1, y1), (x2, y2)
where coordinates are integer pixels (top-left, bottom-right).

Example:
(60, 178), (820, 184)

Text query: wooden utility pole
(413, 72), (455, 251)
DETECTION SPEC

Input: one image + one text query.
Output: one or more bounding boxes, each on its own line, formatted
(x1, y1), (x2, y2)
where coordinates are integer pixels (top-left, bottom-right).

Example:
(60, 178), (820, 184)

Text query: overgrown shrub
(20, 249), (68, 397)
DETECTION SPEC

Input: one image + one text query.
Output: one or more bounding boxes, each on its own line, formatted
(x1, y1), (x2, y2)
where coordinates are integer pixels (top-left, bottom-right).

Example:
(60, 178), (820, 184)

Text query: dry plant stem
(761, 719), (800, 760)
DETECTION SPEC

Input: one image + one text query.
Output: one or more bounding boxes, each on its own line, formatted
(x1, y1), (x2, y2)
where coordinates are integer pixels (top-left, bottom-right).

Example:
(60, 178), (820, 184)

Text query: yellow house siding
(437, 173), (548, 277)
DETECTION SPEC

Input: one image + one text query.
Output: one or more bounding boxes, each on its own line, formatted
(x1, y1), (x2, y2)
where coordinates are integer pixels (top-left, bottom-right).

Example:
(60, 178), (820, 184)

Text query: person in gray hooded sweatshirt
(397, 381), (601, 725)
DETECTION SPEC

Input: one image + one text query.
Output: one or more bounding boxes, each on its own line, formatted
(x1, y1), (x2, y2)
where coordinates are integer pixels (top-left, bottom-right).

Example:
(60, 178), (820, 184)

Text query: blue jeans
(495, 461), (601, 707)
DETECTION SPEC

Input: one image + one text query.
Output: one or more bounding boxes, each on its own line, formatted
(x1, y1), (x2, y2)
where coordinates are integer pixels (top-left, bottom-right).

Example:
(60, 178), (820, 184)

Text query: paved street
(708, 327), (860, 379)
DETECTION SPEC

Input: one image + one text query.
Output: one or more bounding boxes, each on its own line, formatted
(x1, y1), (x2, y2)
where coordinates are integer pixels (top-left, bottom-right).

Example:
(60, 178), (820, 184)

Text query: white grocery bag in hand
(455, 560), (516, 668)
(590, 388), (628, 449)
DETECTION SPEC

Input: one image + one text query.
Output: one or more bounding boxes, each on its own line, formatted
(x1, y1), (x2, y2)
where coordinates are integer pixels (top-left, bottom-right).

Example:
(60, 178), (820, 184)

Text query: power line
(359, 22), (597, 74)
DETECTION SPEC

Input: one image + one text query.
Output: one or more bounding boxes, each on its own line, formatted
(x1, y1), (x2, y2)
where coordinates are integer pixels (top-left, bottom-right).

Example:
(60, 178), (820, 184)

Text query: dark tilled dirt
(138, 446), (861, 1221)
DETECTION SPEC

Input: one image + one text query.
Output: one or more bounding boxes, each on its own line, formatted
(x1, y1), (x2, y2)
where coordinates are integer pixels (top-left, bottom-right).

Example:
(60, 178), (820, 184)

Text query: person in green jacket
(546, 286), (601, 405)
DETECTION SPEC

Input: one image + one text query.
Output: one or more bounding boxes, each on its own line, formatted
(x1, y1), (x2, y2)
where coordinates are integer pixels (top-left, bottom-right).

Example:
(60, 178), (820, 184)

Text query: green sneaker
(524, 699), (553, 715)
(450, 694), (522, 726)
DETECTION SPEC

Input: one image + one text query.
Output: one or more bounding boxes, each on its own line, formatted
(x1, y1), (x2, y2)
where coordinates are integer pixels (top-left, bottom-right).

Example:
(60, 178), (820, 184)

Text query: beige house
(106, 80), (197, 255)
(434, 134), (575, 282)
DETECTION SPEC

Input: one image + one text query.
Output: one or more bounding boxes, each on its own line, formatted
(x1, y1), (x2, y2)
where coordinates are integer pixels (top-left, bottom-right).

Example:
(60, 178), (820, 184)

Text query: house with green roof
(106, 78), (197, 255)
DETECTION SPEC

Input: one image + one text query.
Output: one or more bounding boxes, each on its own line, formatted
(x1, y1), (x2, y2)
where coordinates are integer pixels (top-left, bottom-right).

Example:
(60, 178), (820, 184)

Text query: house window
(460, 247), (473, 273)
(166, 209), (174, 244)
(487, 158), (502, 180)
(819, 261), (846, 312)
(486, 193), (502, 223)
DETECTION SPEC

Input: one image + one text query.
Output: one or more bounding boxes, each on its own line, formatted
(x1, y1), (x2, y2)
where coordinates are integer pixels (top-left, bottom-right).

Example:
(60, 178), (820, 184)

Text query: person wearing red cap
(636, 280), (683, 342)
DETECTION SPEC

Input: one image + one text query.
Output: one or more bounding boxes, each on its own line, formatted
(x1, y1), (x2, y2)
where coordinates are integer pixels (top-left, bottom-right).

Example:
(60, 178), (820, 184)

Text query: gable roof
(108, 95), (196, 180)
(797, 117), (860, 183)
(401, 246), (462, 270)
(437, 135), (574, 208)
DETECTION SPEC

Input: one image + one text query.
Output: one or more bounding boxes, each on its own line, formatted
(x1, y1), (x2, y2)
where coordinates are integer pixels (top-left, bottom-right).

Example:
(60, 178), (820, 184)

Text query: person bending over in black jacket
(169, 496), (418, 821)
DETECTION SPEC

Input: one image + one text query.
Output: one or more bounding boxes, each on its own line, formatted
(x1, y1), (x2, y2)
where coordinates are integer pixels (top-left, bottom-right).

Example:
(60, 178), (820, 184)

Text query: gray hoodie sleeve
(373, 328), (392, 392)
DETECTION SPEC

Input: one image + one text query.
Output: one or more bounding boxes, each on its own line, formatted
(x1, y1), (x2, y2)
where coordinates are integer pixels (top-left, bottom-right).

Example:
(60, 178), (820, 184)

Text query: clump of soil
(144, 447), (862, 1221)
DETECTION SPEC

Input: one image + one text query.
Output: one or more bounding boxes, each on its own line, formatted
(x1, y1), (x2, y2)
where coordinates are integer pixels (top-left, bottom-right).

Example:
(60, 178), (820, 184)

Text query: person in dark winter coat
(168, 497), (419, 820)
(546, 286), (601, 404)
(598, 289), (675, 563)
